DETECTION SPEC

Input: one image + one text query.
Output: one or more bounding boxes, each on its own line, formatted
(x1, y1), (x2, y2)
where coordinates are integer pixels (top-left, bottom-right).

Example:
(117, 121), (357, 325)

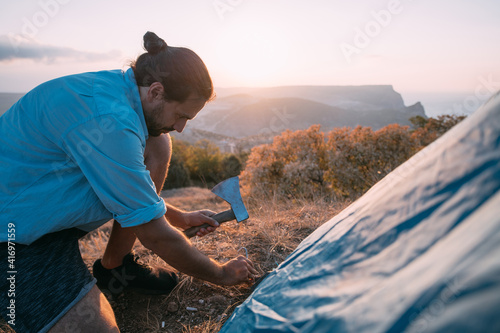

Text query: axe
(184, 176), (249, 238)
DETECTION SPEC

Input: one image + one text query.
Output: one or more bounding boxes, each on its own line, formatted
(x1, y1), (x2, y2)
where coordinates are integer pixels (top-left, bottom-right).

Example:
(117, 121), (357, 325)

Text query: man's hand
(182, 210), (219, 237)
(164, 202), (219, 237)
(133, 217), (258, 287)
(220, 255), (259, 285)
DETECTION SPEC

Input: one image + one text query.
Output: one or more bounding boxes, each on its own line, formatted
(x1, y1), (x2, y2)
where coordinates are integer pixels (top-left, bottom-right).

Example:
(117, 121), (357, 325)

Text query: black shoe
(92, 253), (178, 295)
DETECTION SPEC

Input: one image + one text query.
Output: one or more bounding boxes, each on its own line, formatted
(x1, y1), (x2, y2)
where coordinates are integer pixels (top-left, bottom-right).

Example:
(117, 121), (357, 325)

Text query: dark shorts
(0, 228), (96, 333)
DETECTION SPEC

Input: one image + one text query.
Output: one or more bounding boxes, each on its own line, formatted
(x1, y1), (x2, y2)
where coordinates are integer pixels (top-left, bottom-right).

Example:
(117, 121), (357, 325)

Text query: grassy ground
(0, 187), (346, 333)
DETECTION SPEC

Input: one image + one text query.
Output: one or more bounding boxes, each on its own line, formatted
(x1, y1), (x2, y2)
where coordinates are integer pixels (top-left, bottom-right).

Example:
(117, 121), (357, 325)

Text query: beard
(144, 103), (174, 137)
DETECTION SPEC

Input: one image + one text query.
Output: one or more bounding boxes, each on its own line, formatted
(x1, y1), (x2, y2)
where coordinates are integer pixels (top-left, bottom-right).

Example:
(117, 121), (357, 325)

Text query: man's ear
(147, 82), (164, 102)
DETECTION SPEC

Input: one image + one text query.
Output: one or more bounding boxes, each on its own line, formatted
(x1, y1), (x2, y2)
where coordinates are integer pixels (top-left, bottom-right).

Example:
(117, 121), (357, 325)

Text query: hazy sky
(1, 0), (499, 104)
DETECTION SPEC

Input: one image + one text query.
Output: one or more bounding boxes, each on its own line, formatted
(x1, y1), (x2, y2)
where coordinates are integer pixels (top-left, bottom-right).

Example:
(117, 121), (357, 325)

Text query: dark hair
(131, 31), (215, 103)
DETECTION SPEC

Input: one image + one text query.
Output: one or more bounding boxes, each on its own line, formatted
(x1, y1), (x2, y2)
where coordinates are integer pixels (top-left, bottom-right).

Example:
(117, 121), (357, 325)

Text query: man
(0, 32), (257, 332)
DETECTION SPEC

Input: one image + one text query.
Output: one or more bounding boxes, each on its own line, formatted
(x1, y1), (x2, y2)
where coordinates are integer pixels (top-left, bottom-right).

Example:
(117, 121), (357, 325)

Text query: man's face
(144, 95), (206, 137)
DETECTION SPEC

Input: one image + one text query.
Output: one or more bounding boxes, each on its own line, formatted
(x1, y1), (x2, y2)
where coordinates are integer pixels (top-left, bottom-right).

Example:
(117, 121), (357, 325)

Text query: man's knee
(49, 285), (119, 332)
(145, 133), (172, 169)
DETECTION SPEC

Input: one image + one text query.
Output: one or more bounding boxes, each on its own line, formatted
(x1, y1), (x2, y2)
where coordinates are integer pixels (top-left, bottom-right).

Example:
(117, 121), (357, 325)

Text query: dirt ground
(0, 187), (343, 333)
(82, 187), (256, 333)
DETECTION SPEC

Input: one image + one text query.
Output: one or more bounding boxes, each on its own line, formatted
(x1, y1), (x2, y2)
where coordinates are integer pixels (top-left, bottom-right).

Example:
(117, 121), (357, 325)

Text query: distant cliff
(178, 85), (426, 140)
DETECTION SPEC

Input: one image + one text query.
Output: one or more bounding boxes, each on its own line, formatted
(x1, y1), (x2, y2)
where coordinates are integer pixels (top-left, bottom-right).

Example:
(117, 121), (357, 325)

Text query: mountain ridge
(179, 85), (425, 141)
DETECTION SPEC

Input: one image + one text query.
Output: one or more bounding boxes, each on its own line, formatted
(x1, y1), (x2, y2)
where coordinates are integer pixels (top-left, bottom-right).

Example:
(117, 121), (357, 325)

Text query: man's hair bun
(143, 31), (167, 55)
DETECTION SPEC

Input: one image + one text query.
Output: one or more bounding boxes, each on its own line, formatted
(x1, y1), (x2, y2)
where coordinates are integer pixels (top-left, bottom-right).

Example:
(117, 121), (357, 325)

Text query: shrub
(219, 154), (243, 180)
(164, 138), (246, 189)
(185, 139), (223, 186)
(242, 115), (465, 201)
(324, 124), (419, 197)
(163, 138), (192, 190)
(241, 125), (328, 199)
(163, 153), (191, 189)
(410, 114), (466, 146)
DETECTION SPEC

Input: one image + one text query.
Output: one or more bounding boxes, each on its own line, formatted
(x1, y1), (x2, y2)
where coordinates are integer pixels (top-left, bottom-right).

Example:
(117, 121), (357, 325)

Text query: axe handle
(183, 209), (236, 238)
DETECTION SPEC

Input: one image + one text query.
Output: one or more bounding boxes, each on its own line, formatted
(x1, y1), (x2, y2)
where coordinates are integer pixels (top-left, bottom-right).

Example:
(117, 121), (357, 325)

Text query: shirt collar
(123, 68), (149, 140)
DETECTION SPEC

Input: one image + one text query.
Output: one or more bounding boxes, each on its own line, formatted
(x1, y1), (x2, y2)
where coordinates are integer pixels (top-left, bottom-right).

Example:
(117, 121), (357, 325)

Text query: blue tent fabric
(220, 92), (500, 333)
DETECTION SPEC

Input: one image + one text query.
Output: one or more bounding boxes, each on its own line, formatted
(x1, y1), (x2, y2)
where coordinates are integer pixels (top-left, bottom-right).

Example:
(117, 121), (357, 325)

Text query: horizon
(0, 83), (476, 95)
(0, 83), (480, 99)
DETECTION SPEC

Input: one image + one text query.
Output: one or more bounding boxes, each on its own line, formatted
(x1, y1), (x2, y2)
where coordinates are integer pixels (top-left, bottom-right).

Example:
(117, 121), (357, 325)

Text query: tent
(220, 92), (500, 333)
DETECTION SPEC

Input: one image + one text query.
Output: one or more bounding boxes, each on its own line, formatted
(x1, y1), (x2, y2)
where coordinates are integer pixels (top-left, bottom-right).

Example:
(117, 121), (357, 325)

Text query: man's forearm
(133, 217), (225, 284)
(163, 200), (187, 228)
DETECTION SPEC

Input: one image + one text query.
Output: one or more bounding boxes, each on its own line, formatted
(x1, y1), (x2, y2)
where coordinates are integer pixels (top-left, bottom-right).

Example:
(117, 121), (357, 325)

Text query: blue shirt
(0, 68), (167, 244)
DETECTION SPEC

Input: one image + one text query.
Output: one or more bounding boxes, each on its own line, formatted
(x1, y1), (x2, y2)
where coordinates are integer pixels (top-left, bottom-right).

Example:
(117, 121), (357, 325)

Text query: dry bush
(325, 124), (420, 197)
(242, 116), (466, 202)
(241, 125), (328, 199)
(410, 114), (466, 146)
(165, 138), (244, 190)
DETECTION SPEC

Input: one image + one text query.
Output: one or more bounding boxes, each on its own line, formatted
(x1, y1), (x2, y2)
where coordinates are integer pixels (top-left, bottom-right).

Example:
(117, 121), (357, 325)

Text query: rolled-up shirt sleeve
(61, 114), (166, 227)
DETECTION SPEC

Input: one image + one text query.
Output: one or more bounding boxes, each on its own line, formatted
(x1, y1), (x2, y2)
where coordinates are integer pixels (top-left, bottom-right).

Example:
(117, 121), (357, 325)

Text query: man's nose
(174, 119), (188, 133)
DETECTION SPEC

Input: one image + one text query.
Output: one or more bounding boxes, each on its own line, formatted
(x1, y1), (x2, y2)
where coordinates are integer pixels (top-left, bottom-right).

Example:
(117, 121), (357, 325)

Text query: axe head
(211, 176), (249, 222)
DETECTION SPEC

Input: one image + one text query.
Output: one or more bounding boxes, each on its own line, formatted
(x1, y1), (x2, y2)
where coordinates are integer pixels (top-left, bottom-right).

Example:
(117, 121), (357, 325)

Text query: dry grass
(0, 187), (347, 333)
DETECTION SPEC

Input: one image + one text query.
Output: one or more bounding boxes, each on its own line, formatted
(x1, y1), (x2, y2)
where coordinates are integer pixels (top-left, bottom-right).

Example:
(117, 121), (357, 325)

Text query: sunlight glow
(215, 24), (290, 85)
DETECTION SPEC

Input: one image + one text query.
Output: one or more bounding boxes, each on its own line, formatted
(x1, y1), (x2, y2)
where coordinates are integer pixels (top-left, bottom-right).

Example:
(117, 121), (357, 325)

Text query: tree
(219, 154), (243, 180)
(163, 153), (191, 189)
(410, 114), (466, 146)
(409, 115), (428, 130)
(185, 139), (223, 186)
(163, 137), (192, 189)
